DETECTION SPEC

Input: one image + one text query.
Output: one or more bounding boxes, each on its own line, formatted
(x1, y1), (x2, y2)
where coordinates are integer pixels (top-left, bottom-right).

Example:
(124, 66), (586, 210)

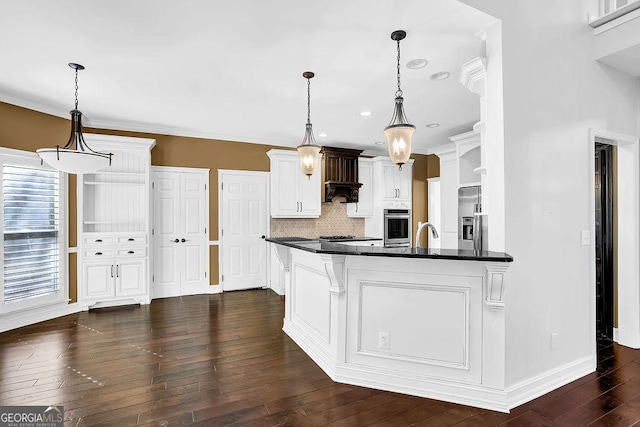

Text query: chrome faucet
(415, 221), (439, 249)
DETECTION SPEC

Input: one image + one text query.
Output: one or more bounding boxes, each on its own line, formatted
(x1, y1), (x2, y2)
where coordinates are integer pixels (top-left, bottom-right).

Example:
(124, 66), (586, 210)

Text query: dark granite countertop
(266, 237), (513, 262)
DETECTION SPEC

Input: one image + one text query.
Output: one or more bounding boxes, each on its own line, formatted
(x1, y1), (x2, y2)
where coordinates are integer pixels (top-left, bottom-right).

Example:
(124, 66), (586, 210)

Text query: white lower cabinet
(117, 259), (147, 296)
(81, 236), (148, 308)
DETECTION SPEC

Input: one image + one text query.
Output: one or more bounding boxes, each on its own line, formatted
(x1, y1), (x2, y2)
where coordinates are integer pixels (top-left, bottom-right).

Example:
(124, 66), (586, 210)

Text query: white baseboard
(335, 363), (510, 413)
(0, 302), (81, 333)
(208, 284), (222, 294)
(283, 320), (336, 378)
(269, 283), (285, 296)
(614, 327), (619, 342)
(506, 355), (595, 409)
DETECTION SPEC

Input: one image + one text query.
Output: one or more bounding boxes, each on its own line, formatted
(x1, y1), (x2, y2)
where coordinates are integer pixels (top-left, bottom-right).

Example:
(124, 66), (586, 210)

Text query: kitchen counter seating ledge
(267, 237), (513, 262)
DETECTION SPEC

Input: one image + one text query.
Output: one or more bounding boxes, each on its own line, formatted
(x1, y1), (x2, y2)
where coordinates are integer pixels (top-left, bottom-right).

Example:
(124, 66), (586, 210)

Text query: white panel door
(153, 168), (209, 298)
(220, 171), (268, 291)
(153, 171), (182, 298)
(180, 174), (209, 295)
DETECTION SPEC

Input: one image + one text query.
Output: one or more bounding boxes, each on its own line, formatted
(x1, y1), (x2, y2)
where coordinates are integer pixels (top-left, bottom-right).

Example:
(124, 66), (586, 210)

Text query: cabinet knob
(127, 250), (135, 254)
(181, 238), (186, 243)
(95, 239), (102, 243)
(127, 238), (135, 242)
(95, 252), (102, 256)
(173, 239), (180, 243)
(261, 235), (266, 239)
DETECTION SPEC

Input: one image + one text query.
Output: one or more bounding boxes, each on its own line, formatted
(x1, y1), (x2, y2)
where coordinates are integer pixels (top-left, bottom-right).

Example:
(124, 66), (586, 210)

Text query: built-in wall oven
(383, 209), (411, 247)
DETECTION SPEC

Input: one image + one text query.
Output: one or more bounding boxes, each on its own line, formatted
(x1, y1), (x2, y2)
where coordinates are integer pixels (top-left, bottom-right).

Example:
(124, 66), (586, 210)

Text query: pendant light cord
(306, 77), (311, 125)
(74, 67), (79, 110)
(396, 39), (403, 98)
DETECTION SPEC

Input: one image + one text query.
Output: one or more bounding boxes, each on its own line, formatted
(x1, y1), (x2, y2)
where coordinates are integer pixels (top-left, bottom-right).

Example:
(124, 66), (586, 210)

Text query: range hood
(321, 147), (363, 203)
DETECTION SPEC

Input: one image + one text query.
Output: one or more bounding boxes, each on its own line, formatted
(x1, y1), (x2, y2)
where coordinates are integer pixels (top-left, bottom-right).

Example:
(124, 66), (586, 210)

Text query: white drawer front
(83, 249), (115, 258)
(117, 236), (147, 244)
(116, 247), (147, 258)
(83, 236), (116, 246)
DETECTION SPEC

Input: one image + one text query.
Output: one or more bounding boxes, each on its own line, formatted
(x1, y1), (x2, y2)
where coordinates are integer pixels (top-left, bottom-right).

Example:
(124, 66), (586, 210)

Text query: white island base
(274, 245), (515, 412)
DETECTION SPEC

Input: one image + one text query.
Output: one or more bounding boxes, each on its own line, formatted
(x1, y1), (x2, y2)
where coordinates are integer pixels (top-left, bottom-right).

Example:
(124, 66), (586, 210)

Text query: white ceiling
(0, 0), (497, 155)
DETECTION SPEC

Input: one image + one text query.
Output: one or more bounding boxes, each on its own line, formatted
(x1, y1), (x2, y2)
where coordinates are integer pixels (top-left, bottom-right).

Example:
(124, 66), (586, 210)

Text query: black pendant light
(37, 63), (113, 174)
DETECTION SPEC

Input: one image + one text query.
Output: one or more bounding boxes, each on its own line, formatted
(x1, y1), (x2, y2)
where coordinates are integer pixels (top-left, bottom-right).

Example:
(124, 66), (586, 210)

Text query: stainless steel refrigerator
(458, 185), (488, 251)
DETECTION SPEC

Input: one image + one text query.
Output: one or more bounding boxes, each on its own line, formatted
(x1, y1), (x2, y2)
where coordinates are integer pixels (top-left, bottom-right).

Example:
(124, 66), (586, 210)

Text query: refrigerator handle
(473, 204), (482, 251)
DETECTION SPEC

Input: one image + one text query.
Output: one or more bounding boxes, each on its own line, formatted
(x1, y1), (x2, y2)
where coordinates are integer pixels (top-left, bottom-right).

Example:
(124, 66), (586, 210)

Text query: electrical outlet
(378, 331), (390, 350)
(551, 332), (558, 349)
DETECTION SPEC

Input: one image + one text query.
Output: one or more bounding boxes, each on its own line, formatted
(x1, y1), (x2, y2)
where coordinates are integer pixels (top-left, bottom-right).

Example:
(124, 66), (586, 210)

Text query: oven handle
(385, 214), (410, 219)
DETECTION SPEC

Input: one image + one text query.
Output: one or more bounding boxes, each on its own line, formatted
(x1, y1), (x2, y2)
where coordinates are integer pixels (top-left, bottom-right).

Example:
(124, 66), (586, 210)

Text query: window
(0, 149), (66, 313)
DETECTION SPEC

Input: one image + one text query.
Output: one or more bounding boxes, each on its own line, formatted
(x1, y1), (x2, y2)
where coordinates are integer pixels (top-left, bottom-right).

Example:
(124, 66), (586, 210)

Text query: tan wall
(0, 101), (436, 298)
(412, 154), (441, 248)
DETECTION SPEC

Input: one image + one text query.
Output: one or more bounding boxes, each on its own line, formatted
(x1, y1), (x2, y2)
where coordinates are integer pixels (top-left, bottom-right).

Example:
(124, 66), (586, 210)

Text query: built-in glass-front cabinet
(78, 134), (156, 310)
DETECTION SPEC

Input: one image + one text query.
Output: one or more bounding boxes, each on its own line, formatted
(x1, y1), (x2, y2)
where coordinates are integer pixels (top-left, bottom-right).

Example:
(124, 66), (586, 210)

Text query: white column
(460, 38), (506, 252)
(429, 144), (458, 249)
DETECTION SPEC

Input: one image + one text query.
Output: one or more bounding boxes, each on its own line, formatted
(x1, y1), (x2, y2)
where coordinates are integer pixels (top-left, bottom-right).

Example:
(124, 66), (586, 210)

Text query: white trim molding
(460, 57), (487, 96)
(0, 302), (80, 333)
(589, 128), (640, 349)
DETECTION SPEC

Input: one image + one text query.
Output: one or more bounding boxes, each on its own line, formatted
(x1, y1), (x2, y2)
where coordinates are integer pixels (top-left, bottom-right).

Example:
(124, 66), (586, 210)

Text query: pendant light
(297, 71), (321, 179)
(384, 30), (415, 170)
(37, 63), (113, 174)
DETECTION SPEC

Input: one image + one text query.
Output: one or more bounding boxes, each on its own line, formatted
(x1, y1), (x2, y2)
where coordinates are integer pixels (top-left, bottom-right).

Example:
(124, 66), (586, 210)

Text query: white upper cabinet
(347, 158), (373, 217)
(267, 149), (322, 218)
(372, 157), (414, 205)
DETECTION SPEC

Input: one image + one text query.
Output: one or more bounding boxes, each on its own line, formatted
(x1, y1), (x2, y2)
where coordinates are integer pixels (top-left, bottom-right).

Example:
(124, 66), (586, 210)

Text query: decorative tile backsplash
(270, 199), (365, 238)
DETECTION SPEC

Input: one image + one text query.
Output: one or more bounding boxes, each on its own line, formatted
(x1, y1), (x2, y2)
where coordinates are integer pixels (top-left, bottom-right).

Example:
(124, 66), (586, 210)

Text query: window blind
(3, 165), (60, 304)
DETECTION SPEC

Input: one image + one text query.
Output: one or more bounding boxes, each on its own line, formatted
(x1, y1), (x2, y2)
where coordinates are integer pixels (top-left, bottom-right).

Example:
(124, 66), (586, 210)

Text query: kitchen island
(268, 237), (514, 412)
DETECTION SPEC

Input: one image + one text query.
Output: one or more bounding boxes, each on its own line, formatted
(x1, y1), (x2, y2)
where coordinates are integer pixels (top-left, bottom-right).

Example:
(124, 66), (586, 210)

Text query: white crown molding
(448, 129), (479, 144)
(0, 91), (69, 121)
(459, 57), (487, 96)
(427, 142), (456, 157)
(85, 118), (290, 147)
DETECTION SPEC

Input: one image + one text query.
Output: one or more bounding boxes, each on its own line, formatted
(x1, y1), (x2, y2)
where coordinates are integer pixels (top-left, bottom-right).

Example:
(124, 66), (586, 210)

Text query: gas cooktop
(318, 235), (356, 241)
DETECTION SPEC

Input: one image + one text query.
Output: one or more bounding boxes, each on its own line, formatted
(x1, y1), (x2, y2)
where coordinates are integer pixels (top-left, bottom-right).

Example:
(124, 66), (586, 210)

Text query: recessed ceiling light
(406, 58), (428, 69)
(430, 71), (451, 81)
(360, 111), (372, 117)
(318, 133), (328, 138)
(374, 141), (385, 145)
(425, 123), (439, 128)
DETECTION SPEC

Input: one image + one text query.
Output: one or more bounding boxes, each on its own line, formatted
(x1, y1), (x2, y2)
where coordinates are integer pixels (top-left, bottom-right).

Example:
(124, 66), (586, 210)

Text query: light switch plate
(581, 230), (590, 246)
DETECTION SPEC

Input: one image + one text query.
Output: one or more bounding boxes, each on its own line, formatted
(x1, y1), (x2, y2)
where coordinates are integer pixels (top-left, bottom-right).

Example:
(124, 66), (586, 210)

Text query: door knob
(173, 239), (179, 243)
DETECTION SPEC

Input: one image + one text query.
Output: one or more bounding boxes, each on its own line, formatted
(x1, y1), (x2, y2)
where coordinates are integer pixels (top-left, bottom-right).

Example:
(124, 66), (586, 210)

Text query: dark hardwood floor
(2, 290), (640, 426)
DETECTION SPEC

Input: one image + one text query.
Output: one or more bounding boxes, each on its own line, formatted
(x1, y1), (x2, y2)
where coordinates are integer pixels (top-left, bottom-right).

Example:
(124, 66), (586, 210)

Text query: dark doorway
(595, 143), (614, 340)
